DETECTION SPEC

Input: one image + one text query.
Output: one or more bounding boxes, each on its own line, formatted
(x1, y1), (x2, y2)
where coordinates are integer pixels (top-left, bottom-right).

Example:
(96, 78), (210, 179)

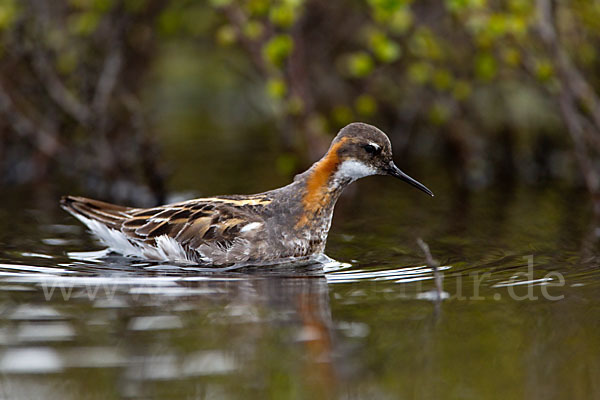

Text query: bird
(61, 122), (433, 267)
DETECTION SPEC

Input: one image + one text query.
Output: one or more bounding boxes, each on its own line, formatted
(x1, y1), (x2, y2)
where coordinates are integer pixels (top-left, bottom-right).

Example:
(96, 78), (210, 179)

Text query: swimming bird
(61, 122), (433, 266)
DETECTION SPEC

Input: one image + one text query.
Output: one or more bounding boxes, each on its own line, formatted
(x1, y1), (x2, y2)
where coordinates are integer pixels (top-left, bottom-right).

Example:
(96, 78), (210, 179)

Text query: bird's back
(61, 194), (279, 265)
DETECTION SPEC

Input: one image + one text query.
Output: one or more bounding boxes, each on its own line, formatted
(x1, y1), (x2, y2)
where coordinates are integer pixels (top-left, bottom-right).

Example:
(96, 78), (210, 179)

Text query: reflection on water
(0, 263), (344, 399)
(0, 182), (599, 399)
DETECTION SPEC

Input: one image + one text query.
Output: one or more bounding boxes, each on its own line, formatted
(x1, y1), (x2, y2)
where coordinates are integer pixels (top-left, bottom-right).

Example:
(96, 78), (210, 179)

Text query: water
(0, 174), (599, 399)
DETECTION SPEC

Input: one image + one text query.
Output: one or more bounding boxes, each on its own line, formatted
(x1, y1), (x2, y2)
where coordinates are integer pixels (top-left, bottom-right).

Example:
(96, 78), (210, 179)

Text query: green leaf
(245, 0), (269, 16)
(508, 0), (530, 13)
(506, 15), (527, 37)
(269, 4), (296, 28)
(487, 14), (507, 38)
(209, 0), (231, 6)
(465, 14), (489, 35)
(124, 0), (147, 13)
(407, 61), (432, 84)
(370, 32), (401, 63)
(432, 68), (453, 91)
(389, 8), (413, 34)
(446, 0), (486, 12)
(216, 25), (237, 46)
(0, 0), (18, 31)
(263, 34), (294, 67)
(428, 102), (451, 125)
(92, 0), (114, 12)
(367, 0), (408, 14)
(452, 80), (472, 100)
(535, 59), (554, 81)
(283, 0), (304, 6)
(501, 47), (520, 66)
(68, 11), (101, 36)
(445, 0), (467, 12)
(157, 8), (181, 35)
(347, 52), (374, 77)
(409, 28), (442, 60)
(243, 20), (264, 40)
(355, 95), (377, 116)
(332, 105), (354, 126)
(266, 77), (287, 99)
(475, 52), (496, 80)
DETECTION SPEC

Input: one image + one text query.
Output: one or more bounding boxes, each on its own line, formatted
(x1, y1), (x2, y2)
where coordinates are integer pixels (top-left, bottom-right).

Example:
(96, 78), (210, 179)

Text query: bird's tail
(60, 195), (133, 230)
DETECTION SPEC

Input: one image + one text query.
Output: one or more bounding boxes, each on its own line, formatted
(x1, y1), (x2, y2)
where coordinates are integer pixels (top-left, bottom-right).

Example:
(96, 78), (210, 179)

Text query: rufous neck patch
(296, 138), (347, 228)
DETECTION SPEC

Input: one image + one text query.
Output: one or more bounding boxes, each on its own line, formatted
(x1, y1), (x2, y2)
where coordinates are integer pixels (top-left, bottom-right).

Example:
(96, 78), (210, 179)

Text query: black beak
(386, 162), (434, 197)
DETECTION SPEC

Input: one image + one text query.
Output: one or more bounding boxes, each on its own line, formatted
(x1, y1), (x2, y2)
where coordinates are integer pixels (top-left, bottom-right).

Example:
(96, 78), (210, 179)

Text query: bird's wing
(62, 195), (272, 250)
(123, 196), (272, 249)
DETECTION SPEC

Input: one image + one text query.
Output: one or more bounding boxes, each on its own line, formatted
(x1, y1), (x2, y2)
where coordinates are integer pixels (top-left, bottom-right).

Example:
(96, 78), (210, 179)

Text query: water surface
(0, 175), (599, 399)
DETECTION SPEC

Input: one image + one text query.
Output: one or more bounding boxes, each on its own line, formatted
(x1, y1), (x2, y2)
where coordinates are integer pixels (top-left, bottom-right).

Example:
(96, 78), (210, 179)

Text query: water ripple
(325, 265), (452, 284)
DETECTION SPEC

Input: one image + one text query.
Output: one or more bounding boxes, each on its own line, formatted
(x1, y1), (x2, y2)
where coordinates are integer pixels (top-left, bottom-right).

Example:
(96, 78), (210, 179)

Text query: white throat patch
(335, 160), (377, 181)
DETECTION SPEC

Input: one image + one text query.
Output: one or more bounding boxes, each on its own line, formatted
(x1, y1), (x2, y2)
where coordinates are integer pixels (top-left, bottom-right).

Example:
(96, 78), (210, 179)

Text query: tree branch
(417, 238), (443, 302)
(30, 47), (92, 126)
(28, 0), (92, 126)
(93, 43), (123, 115)
(536, 0), (600, 132)
(0, 81), (62, 157)
(536, 0), (600, 211)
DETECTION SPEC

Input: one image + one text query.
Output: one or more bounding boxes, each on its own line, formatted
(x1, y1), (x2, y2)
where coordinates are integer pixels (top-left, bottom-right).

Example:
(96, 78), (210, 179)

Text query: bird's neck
(294, 142), (352, 229)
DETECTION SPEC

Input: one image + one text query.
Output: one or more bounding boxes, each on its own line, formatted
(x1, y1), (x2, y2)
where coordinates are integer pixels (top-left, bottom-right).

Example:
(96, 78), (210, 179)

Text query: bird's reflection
(117, 271), (339, 398)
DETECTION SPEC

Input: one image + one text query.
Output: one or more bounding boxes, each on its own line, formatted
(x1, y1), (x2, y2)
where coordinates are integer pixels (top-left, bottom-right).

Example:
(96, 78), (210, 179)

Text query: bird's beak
(386, 161), (434, 197)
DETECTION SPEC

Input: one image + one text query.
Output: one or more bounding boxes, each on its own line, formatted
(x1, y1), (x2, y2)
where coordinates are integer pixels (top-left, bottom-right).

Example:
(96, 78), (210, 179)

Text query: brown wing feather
(123, 199), (265, 247)
(60, 195), (134, 230)
(62, 195), (271, 252)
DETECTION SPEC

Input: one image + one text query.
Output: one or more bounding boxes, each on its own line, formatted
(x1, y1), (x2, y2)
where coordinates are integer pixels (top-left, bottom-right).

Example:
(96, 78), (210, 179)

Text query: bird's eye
(363, 144), (380, 155)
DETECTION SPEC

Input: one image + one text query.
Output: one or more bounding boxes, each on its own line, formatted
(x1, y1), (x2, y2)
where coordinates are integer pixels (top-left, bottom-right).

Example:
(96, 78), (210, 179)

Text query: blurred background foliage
(0, 0), (599, 210)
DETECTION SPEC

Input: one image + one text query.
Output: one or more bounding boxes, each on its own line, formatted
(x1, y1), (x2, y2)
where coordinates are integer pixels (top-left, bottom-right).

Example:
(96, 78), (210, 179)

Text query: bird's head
(329, 122), (433, 196)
